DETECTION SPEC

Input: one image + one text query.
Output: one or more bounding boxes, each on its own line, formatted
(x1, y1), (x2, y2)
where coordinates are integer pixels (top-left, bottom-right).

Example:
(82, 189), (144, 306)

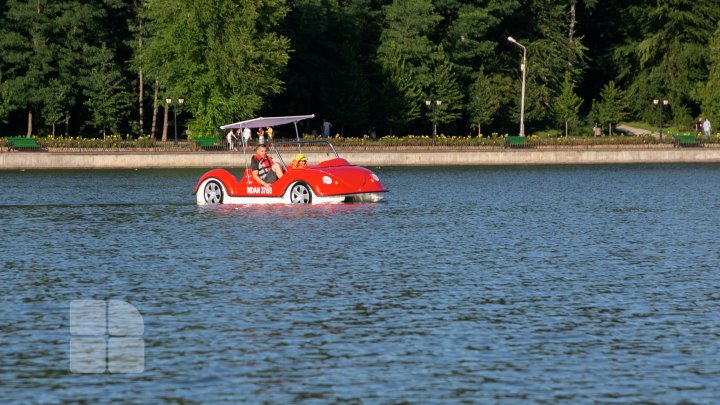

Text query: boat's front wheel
(290, 183), (312, 204)
(203, 180), (224, 204)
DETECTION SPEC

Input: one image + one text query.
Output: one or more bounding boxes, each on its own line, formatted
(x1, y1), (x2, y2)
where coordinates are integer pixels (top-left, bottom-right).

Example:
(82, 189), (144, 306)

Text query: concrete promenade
(2, 146), (720, 169)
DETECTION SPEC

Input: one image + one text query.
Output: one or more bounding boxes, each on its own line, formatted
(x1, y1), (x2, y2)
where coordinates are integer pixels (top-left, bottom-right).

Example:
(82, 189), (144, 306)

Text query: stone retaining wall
(2, 147), (720, 169)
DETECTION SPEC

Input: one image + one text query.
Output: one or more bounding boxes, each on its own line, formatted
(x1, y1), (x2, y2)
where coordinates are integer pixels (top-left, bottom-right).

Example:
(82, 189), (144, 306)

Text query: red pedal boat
(194, 115), (387, 204)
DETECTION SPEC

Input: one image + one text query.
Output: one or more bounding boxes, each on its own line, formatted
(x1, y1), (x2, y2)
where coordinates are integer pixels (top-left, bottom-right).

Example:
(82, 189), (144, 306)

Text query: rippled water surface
(2, 165), (720, 403)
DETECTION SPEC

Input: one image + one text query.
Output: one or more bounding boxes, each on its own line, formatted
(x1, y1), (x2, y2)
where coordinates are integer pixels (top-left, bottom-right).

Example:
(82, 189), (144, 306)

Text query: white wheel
(290, 183), (312, 204)
(203, 180), (224, 204)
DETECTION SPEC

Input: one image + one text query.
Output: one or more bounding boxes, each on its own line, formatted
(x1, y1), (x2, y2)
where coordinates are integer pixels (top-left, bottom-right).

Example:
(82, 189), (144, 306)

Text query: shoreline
(2, 145), (720, 169)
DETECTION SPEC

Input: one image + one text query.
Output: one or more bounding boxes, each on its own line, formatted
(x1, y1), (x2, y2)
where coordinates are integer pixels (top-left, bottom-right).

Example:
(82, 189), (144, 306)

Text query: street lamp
(653, 99), (668, 143)
(178, 98), (184, 143)
(166, 97), (184, 146)
(508, 36), (527, 137)
(425, 99), (442, 146)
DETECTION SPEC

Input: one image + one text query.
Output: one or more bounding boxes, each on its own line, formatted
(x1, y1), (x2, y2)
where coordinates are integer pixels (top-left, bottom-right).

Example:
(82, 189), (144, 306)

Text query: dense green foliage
(702, 24), (720, 125)
(0, 0), (718, 137)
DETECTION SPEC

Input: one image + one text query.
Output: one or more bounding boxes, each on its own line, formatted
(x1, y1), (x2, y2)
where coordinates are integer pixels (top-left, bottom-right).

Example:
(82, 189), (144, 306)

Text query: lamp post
(178, 98), (184, 144)
(166, 97), (184, 146)
(653, 99), (668, 143)
(508, 36), (527, 137)
(425, 99), (442, 146)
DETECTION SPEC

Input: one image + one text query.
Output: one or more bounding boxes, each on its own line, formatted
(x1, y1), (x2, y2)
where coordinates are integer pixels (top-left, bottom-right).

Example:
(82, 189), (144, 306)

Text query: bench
(7, 137), (43, 151)
(193, 137), (224, 150)
(504, 135), (533, 148)
(673, 134), (701, 147)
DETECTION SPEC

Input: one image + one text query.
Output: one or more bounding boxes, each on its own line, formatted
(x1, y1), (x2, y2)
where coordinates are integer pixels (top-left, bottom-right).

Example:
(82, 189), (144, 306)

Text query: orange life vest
(253, 154), (274, 179)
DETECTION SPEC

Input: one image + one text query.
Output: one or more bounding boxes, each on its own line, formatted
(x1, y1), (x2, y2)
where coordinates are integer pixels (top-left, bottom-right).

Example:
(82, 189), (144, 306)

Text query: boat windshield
(272, 140), (339, 169)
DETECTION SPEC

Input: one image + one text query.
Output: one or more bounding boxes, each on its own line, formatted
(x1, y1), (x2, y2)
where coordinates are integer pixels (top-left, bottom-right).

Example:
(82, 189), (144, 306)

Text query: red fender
(193, 169), (240, 195)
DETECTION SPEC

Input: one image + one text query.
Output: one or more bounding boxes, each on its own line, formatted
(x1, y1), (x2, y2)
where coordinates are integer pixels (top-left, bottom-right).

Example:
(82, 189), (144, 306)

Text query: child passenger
(291, 154), (308, 169)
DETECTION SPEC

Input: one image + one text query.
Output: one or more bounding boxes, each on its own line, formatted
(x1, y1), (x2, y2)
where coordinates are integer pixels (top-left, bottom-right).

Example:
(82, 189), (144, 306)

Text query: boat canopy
(220, 114), (315, 130)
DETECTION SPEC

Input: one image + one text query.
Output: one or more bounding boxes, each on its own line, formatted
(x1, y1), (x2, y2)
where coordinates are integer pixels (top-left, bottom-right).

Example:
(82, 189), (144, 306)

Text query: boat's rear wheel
(203, 180), (224, 204)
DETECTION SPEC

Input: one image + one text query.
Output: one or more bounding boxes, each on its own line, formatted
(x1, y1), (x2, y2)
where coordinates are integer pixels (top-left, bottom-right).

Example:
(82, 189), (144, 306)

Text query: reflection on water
(2, 165), (720, 402)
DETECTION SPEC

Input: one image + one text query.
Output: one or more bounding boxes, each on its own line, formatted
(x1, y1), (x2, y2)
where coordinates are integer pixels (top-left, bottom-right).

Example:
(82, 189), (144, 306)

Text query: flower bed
(2, 133), (719, 151)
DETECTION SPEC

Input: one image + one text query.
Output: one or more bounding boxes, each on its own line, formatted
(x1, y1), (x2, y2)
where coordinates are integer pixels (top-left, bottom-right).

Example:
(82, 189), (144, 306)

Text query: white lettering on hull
(247, 186), (273, 195)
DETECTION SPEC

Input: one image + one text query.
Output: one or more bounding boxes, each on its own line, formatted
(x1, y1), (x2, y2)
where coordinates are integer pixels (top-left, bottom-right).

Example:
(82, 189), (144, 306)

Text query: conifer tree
(0, 73), (12, 124)
(321, 45), (370, 135)
(377, 0), (441, 93)
(468, 67), (500, 137)
(1, 0), (55, 136)
(614, 0), (719, 124)
(83, 45), (131, 137)
(427, 48), (463, 129)
(702, 24), (720, 125)
(379, 42), (422, 135)
(435, 0), (520, 83)
(0, 0), (128, 136)
(593, 81), (627, 136)
(272, 0), (322, 117)
(553, 72), (583, 136)
(520, 0), (588, 125)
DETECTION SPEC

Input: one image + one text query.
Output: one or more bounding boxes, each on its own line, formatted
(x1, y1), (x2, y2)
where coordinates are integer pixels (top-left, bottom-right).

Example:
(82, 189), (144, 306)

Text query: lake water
(2, 165), (720, 403)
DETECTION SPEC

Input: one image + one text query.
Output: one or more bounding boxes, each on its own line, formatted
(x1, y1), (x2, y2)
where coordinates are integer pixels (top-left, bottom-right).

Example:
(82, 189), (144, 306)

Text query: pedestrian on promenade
(593, 123), (601, 137)
(703, 118), (712, 138)
(226, 129), (238, 151)
(242, 128), (251, 147)
(257, 127), (266, 145)
(322, 120), (332, 138)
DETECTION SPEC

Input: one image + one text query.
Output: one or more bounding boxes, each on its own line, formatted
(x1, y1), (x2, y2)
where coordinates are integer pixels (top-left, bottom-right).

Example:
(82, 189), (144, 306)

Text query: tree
(273, 0), (334, 118)
(0, 0), (130, 136)
(378, 42), (422, 135)
(0, 73), (12, 124)
(276, 0), (379, 135)
(377, 0), (441, 94)
(42, 79), (69, 136)
(520, 0), (588, 125)
(567, 1), (598, 45)
(435, 0), (520, 84)
(140, 0), (290, 134)
(321, 45), (370, 135)
(702, 24), (720, 125)
(83, 45), (131, 136)
(589, 99), (603, 134)
(130, 0), (146, 135)
(0, 18), (12, 125)
(468, 68), (499, 136)
(427, 48), (463, 129)
(553, 72), (583, 136)
(1, 0), (55, 136)
(594, 80), (627, 135)
(613, 0), (720, 124)
(297, 2), (372, 135)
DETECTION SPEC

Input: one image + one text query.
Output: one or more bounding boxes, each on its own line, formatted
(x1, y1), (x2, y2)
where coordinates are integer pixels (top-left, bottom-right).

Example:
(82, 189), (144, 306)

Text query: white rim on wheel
(204, 181), (223, 204)
(290, 184), (311, 204)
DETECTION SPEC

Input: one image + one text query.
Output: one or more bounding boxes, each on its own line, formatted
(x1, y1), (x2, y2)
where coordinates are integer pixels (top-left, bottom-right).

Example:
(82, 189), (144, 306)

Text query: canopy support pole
(294, 121), (301, 153)
(241, 127), (250, 184)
